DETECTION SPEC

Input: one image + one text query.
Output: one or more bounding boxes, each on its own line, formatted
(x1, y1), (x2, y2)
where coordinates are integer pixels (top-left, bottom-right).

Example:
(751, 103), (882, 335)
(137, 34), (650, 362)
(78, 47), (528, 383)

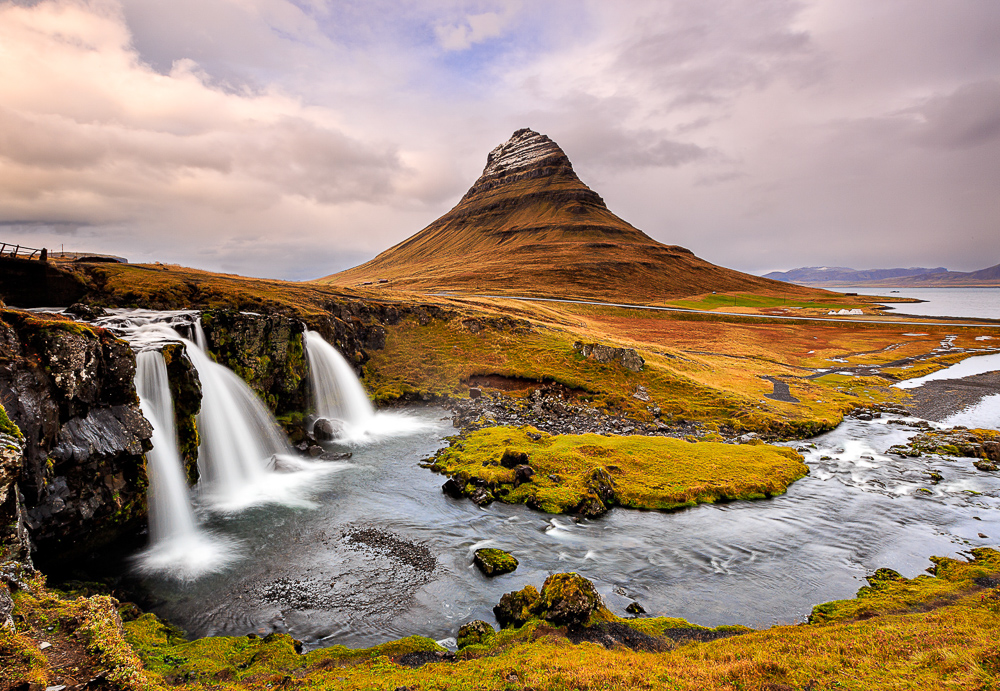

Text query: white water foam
(132, 349), (239, 579)
(304, 330), (430, 445)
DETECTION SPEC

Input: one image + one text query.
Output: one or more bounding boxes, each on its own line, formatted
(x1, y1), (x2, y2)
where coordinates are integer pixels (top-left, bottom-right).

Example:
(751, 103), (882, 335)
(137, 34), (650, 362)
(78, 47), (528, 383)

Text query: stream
(135, 407), (1000, 651)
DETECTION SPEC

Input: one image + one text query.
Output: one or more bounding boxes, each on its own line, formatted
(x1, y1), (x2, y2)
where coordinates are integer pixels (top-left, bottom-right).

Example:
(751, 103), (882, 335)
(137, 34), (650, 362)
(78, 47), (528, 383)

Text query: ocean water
(826, 287), (1000, 320)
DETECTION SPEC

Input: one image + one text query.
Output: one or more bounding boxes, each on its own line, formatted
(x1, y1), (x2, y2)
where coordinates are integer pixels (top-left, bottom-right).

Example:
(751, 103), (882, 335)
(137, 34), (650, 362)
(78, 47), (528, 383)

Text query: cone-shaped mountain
(323, 129), (818, 301)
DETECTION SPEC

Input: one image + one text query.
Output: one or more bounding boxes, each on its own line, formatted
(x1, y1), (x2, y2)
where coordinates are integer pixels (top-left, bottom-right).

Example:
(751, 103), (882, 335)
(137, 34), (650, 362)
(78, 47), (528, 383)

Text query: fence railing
(0, 242), (47, 261)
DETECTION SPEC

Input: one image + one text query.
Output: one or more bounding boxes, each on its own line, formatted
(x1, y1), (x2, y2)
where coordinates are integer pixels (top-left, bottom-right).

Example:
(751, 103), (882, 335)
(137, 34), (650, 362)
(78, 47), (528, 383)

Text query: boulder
(493, 585), (540, 629)
(537, 572), (603, 627)
(313, 418), (345, 442)
(442, 478), (465, 499)
(573, 341), (644, 372)
(457, 620), (496, 648)
(469, 387), (482, 399)
(474, 548), (518, 576)
(512, 465), (534, 487)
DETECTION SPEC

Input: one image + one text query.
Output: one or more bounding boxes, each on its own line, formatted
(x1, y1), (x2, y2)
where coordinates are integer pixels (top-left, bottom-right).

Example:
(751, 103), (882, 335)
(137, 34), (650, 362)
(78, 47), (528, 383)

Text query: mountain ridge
(766, 263), (1000, 287)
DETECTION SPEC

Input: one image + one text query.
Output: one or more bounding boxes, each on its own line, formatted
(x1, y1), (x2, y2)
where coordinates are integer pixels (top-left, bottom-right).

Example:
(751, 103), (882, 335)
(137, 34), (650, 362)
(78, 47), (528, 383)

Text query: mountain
(764, 267), (948, 285)
(766, 264), (1000, 288)
(320, 129), (823, 302)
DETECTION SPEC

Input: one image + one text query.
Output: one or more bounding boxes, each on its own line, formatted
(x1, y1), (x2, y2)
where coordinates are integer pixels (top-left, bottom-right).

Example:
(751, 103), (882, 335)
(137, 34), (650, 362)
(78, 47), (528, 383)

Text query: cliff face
(0, 309), (152, 562)
(324, 128), (821, 302)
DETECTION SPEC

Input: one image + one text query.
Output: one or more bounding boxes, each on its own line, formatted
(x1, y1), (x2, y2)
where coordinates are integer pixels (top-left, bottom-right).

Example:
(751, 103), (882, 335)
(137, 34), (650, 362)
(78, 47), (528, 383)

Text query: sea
(826, 286), (1000, 320)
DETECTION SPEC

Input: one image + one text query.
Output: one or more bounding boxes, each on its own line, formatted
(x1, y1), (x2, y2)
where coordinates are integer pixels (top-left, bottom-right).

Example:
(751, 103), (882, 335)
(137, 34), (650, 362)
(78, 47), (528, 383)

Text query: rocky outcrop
(1, 405), (30, 567)
(0, 309), (151, 562)
(200, 310), (308, 416)
(161, 342), (201, 483)
(573, 341), (644, 372)
(493, 572), (603, 629)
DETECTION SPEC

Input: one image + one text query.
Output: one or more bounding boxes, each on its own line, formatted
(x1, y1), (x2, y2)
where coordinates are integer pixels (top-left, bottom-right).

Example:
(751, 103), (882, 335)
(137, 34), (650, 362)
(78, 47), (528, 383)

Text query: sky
(0, 0), (998, 280)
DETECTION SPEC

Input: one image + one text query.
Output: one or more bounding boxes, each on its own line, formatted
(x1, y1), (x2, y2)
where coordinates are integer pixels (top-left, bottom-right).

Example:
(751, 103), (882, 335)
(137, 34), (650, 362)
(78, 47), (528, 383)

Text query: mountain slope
(320, 129), (824, 302)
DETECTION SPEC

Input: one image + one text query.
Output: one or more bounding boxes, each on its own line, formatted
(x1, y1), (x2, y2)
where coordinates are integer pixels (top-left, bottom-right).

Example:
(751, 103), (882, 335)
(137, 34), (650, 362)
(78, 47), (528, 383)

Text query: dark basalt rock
(200, 309), (308, 416)
(512, 464), (534, 487)
(160, 342), (202, 483)
(625, 601), (646, 615)
(313, 417), (345, 442)
(567, 621), (670, 652)
(0, 310), (151, 563)
(442, 478), (464, 499)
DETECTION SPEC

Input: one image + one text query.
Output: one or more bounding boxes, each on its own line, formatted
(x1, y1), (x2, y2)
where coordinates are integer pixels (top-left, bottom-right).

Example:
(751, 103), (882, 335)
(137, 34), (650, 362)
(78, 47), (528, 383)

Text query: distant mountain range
(320, 129), (823, 302)
(765, 264), (1000, 287)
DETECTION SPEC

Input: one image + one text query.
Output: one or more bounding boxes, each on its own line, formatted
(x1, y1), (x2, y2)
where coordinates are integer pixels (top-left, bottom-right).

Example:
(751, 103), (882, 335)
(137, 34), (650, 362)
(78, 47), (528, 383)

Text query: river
(135, 406), (1000, 650)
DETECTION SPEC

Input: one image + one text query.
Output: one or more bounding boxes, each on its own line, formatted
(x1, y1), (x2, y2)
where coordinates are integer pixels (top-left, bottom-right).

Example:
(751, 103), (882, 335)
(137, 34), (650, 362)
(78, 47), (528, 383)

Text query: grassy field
(428, 426), (808, 514)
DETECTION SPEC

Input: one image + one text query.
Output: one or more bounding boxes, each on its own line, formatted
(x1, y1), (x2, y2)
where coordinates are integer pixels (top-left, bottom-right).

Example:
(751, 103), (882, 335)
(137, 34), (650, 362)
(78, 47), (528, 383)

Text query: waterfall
(193, 319), (208, 352)
(182, 342), (295, 504)
(133, 347), (238, 579)
(135, 351), (198, 545)
(305, 331), (375, 425)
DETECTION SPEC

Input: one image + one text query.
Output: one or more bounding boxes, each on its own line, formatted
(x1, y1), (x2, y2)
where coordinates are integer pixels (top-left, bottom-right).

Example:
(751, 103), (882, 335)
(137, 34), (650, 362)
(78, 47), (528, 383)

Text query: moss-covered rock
(456, 620), (496, 649)
(473, 548), (518, 576)
(537, 572), (603, 627)
(0, 309), (151, 564)
(160, 343), (202, 484)
(493, 584), (540, 629)
(200, 309), (308, 416)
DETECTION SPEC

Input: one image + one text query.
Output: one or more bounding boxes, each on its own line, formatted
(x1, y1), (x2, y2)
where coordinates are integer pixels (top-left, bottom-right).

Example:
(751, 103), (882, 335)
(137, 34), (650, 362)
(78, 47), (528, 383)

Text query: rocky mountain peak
(481, 128), (568, 178)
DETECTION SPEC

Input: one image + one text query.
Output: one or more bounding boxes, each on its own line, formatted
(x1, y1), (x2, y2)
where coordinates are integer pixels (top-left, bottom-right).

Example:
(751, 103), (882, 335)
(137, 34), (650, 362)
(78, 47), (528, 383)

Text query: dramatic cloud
(0, 0), (997, 278)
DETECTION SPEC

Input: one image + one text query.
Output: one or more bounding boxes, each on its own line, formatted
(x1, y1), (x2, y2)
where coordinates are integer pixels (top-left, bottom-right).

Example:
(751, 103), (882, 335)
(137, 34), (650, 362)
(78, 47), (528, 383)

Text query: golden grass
(428, 426), (808, 513)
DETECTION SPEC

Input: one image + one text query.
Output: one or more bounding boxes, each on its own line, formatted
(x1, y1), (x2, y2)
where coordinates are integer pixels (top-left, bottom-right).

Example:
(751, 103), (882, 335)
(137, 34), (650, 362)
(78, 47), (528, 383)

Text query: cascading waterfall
(305, 331), (375, 425)
(132, 346), (238, 579)
(182, 342), (300, 507)
(304, 330), (428, 442)
(135, 350), (199, 545)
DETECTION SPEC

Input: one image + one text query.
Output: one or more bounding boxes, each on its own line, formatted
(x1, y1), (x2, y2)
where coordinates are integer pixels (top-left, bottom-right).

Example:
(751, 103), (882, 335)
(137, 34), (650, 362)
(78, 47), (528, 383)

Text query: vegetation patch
(429, 426), (808, 516)
(473, 548), (518, 576)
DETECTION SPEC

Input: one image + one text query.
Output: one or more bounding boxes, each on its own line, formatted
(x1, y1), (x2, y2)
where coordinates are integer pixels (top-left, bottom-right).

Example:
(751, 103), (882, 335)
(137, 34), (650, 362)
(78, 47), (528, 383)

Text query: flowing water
(134, 408), (1000, 650)
(50, 307), (999, 647)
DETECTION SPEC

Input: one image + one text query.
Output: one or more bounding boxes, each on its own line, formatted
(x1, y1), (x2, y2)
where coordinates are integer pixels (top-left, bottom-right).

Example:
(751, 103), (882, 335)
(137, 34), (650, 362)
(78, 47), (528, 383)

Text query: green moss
(430, 426), (808, 515)
(474, 548), (519, 576)
(0, 401), (22, 441)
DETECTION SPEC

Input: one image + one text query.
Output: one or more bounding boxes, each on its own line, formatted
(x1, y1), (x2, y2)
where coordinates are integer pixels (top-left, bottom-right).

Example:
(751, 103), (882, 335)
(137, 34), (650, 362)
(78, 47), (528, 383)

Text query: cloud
(914, 80), (1000, 150)
(1, 0), (998, 278)
(433, 4), (517, 51)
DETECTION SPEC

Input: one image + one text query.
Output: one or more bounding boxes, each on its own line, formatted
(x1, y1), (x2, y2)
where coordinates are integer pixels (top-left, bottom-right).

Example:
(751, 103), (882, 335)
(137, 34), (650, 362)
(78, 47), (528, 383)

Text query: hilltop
(320, 129), (826, 303)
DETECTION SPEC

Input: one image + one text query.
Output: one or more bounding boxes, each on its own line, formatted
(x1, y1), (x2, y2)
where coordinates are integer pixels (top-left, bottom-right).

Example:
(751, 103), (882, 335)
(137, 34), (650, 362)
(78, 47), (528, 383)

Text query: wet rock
(500, 449), (529, 469)
(473, 548), (518, 576)
(974, 461), (998, 472)
(468, 487), (494, 506)
(65, 303), (107, 319)
(625, 601), (646, 615)
(512, 465), (534, 487)
(313, 418), (345, 442)
(493, 584), (540, 629)
(442, 478), (464, 499)
(572, 495), (607, 518)
(457, 620), (496, 648)
(537, 572), (603, 627)
(567, 621), (671, 652)
(394, 650), (455, 668)
(586, 467), (616, 504)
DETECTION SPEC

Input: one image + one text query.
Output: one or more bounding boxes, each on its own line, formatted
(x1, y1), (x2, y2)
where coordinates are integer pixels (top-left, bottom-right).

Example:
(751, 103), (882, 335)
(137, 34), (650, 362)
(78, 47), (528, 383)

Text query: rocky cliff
(0, 309), (151, 564)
